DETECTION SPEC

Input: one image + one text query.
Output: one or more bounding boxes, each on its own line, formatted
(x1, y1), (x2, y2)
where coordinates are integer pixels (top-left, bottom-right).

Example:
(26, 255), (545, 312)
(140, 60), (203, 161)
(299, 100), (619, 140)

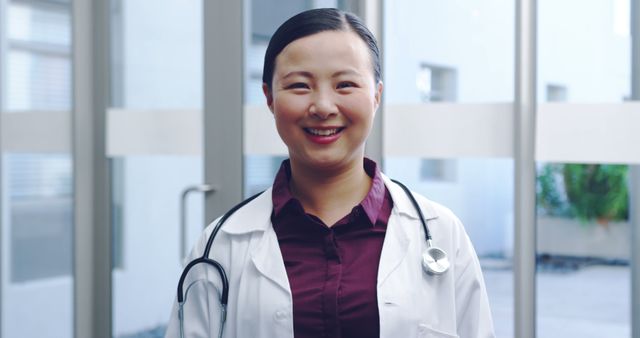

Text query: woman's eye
(337, 81), (356, 89)
(286, 82), (309, 90)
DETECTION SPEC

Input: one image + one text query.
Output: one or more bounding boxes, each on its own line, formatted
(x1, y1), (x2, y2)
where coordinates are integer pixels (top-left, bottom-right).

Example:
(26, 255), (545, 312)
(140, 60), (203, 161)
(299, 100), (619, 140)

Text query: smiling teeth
(307, 128), (340, 136)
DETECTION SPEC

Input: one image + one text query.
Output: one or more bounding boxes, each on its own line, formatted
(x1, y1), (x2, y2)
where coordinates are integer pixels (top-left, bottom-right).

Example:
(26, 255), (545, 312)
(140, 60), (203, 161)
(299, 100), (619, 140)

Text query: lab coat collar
(220, 174), (440, 235)
(220, 187), (274, 235)
(217, 174), (442, 294)
(380, 174), (439, 222)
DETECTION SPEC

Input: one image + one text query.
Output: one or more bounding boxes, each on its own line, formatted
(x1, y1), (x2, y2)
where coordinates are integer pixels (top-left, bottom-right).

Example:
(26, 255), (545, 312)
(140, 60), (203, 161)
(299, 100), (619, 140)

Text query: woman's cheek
(274, 97), (305, 119)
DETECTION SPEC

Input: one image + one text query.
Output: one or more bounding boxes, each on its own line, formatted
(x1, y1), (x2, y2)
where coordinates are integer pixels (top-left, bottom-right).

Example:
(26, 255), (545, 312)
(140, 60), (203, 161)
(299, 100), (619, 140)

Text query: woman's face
(264, 30), (382, 172)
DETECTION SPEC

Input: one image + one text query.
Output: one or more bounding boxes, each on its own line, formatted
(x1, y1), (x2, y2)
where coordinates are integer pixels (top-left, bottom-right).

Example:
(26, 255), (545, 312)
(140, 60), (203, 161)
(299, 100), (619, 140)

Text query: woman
(166, 8), (494, 338)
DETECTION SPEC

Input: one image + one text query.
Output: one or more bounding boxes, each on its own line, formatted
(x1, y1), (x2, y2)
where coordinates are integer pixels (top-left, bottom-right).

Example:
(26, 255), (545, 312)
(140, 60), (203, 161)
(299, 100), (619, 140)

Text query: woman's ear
(374, 81), (383, 110)
(262, 83), (274, 113)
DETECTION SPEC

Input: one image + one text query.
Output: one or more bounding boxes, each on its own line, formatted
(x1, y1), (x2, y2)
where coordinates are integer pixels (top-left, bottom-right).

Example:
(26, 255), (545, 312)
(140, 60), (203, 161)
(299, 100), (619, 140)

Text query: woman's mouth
(303, 127), (345, 144)
(304, 127), (344, 136)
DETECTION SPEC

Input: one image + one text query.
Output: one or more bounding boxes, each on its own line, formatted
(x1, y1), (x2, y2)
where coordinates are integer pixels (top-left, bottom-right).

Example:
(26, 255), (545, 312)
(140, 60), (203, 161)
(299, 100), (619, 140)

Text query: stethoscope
(176, 179), (450, 338)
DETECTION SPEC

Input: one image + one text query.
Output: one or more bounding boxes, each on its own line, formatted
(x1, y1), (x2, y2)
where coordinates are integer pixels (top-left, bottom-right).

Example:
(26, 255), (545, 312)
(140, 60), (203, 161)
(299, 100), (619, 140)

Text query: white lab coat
(165, 175), (495, 338)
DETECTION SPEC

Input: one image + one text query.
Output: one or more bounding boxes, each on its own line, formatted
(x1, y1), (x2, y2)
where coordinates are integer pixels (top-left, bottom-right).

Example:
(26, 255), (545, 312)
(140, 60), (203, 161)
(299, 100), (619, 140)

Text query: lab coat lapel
(378, 176), (419, 287)
(220, 188), (290, 293)
(250, 224), (291, 293)
(377, 210), (411, 287)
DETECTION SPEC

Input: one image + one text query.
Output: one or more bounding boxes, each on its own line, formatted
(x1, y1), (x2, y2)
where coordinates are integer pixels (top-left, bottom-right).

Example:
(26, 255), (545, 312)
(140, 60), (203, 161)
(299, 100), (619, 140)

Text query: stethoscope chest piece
(422, 243), (450, 275)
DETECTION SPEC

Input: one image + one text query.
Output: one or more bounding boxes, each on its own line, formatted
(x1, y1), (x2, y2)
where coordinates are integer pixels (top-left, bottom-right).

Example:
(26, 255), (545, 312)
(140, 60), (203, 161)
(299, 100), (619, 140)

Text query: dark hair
(262, 8), (381, 91)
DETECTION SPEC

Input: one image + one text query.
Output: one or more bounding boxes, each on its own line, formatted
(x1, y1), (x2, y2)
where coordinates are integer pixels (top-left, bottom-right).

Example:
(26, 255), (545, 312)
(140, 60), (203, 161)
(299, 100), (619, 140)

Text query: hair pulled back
(262, 8), (381, 91)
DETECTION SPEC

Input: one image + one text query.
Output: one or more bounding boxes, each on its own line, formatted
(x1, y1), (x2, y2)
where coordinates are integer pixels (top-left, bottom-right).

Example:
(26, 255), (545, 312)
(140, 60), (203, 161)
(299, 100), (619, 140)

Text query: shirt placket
(322, 230), (342, 338)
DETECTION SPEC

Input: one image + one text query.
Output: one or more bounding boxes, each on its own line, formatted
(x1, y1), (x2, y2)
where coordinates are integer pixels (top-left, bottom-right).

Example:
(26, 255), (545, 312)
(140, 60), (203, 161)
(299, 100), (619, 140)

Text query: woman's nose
(308, 91), (338, 119)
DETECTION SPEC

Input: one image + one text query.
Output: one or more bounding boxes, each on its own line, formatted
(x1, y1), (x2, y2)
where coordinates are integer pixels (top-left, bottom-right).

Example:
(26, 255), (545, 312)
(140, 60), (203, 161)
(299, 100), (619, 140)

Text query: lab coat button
(275, 310), (287, 320)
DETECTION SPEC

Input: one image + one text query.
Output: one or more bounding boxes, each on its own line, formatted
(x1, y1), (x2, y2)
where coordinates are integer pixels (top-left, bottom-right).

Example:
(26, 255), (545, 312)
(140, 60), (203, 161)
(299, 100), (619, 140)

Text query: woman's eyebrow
(281, 70), (363, 80)
(332, 69), (362, 78)
(282, 71), (314, 79)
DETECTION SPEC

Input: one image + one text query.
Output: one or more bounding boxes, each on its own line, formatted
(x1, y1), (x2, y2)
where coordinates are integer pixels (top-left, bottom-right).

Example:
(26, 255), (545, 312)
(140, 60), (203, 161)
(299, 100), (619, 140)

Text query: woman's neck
(289, 158), (372, 226)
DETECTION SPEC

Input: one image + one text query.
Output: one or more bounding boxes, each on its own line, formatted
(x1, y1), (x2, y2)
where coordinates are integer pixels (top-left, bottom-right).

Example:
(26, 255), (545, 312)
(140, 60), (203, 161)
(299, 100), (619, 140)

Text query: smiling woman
(165, 8), (495, 338)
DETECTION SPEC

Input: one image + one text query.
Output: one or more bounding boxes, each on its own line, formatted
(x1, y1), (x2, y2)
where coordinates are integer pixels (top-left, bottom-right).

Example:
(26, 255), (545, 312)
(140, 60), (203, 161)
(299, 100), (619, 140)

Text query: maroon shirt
(271, 159), (393, 338)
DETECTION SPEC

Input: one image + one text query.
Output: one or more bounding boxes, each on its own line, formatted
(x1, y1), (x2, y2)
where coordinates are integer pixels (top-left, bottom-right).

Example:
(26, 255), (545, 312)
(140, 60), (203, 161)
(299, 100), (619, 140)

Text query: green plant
(537, 163), (629, 224)
(537, 164), (568, 216)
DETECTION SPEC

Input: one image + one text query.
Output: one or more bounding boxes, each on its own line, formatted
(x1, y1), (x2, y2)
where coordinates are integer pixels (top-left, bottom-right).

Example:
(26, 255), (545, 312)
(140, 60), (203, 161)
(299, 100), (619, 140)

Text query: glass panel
(536, 162), (631, 336)
(384, 1), (515, 337)
(384, 0), (514, 104)
(7, 2), (71, 45)
(6, 1), (71, 111)
(244, 155), (287, 198)
(110, 0), (202, 110)
(1, 154), (73, 338)
(538, 0), (632, 103)
(111, 156), (203, 337)
(2, 1), (73, 337)
(8, 154), (72, 282)
(537, 0), (633, 336)
(7, 49), (71, 111)
(109, 0), (203, 336)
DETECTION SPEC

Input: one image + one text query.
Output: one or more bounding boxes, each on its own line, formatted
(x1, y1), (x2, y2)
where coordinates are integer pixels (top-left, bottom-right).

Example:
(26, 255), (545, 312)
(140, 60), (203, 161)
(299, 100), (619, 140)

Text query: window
(7, 0), (71, 111)
(251, 0), (312, 42)
(546, 84), (567, 102)
(8, 154), (73, 282)
(420, 159), (457, 182)
(5, 0), (73, 283)
(416, 64), (457, 102)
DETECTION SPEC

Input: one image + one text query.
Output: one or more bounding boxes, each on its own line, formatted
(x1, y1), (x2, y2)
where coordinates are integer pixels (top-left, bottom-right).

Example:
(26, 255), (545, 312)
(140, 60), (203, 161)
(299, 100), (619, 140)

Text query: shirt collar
(271, 158), (386, 226)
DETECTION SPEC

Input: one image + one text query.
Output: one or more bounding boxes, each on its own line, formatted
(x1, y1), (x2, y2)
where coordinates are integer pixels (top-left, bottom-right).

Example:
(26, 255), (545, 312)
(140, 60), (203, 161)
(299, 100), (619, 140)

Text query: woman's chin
(291, 152), (361, 172)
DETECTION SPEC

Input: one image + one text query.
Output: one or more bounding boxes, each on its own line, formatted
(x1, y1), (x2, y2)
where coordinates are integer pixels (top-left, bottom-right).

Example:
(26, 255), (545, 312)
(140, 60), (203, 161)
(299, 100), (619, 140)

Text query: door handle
(180, 184), (216, 260)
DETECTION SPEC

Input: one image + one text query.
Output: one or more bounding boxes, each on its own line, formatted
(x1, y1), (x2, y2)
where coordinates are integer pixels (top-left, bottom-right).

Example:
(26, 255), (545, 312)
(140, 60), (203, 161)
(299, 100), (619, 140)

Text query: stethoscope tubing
(203, 192), (264, 258)
(177, 257), (229, 304)
(389, 179), (432, 242)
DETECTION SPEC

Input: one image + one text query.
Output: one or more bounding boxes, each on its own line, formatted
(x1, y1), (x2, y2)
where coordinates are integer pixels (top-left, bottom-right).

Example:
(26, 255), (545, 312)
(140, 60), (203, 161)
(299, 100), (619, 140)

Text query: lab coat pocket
(417, 324), (459, 338)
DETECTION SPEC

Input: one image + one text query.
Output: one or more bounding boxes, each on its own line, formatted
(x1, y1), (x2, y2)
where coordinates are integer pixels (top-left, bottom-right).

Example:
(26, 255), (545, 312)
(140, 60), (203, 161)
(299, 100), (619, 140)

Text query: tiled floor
(484, 265), (631, 338)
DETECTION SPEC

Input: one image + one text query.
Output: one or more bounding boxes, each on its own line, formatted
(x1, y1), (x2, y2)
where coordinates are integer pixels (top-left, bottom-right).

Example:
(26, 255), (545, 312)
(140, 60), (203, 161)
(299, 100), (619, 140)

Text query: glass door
(535, 0), (635, 336)
(108, 0), (205, 336)
(1, 0), (74, 337)
(383, 1), (516, 336)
